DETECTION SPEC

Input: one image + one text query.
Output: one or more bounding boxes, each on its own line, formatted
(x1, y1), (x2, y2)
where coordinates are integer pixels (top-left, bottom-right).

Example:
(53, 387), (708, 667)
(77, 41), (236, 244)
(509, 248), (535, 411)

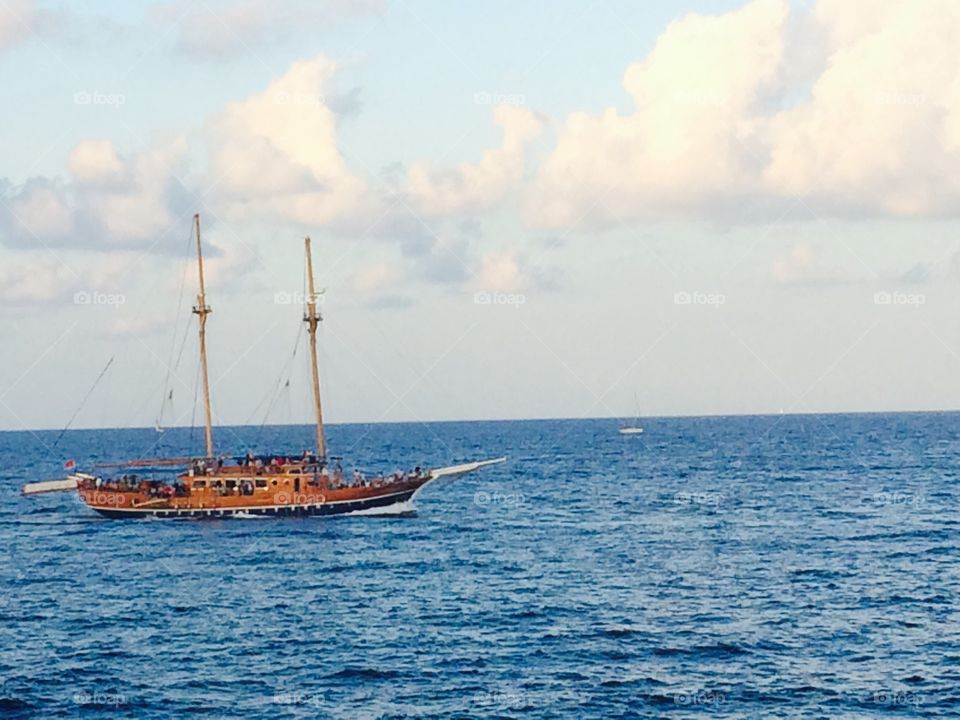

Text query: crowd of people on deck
(81, 453), (427, 499)
(308, 462), (424, 490)
(81, 475), (189, 498)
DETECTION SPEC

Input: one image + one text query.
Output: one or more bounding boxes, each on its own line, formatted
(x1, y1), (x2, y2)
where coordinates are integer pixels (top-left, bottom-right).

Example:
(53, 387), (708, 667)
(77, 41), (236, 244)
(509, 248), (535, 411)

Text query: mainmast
(304, 237), (326, 459)
(192, 214), (215, 458)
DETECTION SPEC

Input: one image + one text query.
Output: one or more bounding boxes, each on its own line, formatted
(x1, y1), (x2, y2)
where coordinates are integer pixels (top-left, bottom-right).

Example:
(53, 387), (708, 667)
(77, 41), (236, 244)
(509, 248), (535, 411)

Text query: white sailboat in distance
(619, 393), (644, 435)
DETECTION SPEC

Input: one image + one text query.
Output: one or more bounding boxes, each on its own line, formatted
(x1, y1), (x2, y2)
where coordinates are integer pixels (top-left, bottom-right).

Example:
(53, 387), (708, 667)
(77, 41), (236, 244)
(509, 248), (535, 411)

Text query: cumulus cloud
(527, 0), (960, 227)
(207, 55), (367, 225)
(1, 55), (368, 251)
(527, 0), (788, 227)
(67, 140), (125, 186)
(764, 0), (960, 216)
(0, 136), (192, 250)
(406, 105), (544, 218)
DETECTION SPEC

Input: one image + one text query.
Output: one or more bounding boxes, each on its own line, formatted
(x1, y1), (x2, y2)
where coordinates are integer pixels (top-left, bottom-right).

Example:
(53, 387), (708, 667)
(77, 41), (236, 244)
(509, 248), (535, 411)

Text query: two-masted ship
(22, 215), (504, 518)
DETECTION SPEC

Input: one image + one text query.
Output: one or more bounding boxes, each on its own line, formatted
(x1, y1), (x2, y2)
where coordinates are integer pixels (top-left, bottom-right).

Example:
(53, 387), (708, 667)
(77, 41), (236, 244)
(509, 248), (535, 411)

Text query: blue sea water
(1, 413), (959, 719)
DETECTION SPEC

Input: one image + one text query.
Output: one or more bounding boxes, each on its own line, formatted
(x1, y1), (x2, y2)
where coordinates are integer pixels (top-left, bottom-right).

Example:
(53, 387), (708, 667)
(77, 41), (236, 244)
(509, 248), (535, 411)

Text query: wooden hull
(88, 486), (418, 519)
(79, 476), (430, 520)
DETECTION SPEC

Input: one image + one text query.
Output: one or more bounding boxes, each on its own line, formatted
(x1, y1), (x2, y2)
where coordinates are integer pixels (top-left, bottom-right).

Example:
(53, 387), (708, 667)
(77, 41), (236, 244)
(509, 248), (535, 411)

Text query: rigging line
(256, 321), (305, 432)
(245, 329), (298, 427)
(157, 228), (194, 427)
(245, 322), (301, 427)
(52, 356), (115, 448)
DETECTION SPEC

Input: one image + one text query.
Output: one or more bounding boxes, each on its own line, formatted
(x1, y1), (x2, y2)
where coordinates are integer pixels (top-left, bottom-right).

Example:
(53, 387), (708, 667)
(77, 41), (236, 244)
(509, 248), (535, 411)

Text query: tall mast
(304, 237), (326, 459)
(192, 214), (215, 458)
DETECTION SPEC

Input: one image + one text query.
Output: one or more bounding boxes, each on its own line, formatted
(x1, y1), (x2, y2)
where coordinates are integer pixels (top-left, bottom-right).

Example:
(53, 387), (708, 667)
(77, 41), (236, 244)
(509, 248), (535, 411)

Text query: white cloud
(1, 136), (191, 250)
(527, 0), (788, 227)
(764, 0), (960, 216)
(406, 105), (544, 218)
(68, 140), (125, 186)
(207, 55), (367, 225)
(8, 182), (74, 238)
(527, 0), (960, 227)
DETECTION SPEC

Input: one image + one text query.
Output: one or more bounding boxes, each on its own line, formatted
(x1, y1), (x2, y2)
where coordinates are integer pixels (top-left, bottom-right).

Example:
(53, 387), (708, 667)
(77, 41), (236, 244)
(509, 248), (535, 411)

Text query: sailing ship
(618, 393), (644, 435)
(22, 215), (504, 518)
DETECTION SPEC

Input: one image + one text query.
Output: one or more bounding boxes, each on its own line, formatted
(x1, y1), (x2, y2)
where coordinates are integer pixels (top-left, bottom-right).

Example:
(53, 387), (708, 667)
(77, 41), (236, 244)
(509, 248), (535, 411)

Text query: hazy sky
(2, 0), (960, 432)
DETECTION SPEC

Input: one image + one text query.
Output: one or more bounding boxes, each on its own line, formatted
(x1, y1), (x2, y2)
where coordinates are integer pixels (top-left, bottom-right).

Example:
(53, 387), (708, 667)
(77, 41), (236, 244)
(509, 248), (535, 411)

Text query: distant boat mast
(192, 214), (215, 458)
(304, 237), (326, 459)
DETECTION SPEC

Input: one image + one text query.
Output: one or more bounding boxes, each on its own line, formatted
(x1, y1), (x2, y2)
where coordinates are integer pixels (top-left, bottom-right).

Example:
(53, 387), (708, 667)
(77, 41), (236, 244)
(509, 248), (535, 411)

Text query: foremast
(192, 214), (215, 459)
(304, 237), (326, 460)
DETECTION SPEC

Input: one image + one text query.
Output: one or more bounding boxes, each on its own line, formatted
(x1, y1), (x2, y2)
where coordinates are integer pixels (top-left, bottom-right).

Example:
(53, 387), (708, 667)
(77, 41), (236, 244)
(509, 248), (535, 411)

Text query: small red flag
(64, 459), (76, 471)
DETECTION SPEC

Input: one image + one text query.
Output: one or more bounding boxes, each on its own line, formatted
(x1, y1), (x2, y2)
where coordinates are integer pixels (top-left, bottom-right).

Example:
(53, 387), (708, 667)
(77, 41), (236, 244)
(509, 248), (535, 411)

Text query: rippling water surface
(2, 414), (959, 718)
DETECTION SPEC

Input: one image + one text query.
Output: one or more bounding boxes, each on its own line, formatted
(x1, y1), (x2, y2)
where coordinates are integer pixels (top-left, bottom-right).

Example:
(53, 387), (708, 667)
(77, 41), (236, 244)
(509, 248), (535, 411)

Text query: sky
(2, 0), (960, 433)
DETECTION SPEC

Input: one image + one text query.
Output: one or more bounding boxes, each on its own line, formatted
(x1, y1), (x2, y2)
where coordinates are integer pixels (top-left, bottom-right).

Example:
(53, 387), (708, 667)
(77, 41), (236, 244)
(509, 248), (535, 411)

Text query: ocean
(1, 414), (958, 718)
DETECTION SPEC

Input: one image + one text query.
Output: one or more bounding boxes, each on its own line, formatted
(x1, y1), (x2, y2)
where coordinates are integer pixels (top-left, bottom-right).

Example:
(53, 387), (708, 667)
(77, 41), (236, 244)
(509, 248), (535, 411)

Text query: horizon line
(3, 406), (959, 435)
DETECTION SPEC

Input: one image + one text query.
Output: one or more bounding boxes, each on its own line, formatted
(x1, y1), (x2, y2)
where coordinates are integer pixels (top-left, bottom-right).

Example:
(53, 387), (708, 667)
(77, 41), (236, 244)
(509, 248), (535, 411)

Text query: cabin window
(193, 480), (206, 488)
(271, 480), (278, 486)
(212, 480), (223, 488)
(255, 480), (267, 488)
(225, 480), (237, 489)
